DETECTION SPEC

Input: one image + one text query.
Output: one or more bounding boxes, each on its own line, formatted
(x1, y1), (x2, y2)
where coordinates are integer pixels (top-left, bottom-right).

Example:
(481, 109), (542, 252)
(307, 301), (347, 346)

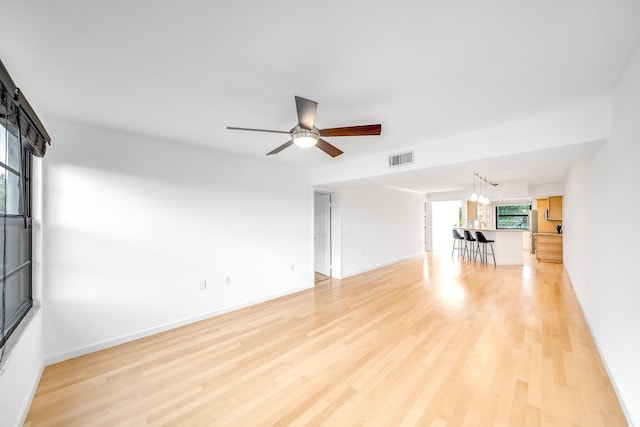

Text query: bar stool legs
(456, 230), (495, 264)
(452, 229), (465, 258)
(463, 230), (481, 262)
(475, 231), (496, 265)
(477, 241), (496, 265)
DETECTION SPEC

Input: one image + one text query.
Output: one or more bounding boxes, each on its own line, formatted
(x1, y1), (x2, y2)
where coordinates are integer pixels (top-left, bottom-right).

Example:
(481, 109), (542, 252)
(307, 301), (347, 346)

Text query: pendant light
(470, 173), (478, 201)
(472, 173), (498, 206)
(483, 176), (490, 205)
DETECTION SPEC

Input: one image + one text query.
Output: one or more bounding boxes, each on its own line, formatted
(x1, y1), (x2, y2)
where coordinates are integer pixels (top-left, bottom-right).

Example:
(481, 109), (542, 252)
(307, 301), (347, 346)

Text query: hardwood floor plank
(25, 253), (627, 426)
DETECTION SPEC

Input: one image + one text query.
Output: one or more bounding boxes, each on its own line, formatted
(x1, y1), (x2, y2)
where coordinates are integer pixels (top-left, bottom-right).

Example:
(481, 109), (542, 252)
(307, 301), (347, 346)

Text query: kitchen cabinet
(548, 196), (563, 220)
(535, 233), (563, 263)
(537, 199), (554, 233)
(537, 197), (563, 233)
(467, 200), (477, 221)
(467, 200), (491, 225)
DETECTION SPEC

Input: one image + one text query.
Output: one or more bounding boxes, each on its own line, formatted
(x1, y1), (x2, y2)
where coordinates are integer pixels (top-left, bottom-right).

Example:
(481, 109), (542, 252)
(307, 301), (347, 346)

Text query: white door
(314, 192), (331, 276)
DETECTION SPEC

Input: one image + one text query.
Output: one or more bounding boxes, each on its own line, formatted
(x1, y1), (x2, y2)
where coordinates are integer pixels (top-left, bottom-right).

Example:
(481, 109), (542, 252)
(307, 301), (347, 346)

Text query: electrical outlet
(225, 276), (231, 285)
(290, 264), (295, 271)
(199, 280), (207, 290)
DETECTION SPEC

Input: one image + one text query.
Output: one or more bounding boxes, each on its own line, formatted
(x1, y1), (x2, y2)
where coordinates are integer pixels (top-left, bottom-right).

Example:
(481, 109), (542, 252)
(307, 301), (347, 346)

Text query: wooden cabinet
(467, 200), (490, 225)
(537, 196), (563, 233)
(548, 196), (563, 221)
(467, 200), (478, 221)
(535, 234), (563, 263)
(537, 199), (554, 233)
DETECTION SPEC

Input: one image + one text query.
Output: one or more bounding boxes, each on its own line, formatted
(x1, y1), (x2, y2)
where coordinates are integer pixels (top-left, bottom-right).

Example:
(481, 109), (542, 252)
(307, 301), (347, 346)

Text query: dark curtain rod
(0, 59), (51, 144)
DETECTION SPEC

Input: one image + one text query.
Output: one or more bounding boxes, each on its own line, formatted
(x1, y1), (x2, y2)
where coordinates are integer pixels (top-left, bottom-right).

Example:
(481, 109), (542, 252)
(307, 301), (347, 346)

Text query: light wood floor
(26, 253), (626, 426)
(314, 271), (330, 284)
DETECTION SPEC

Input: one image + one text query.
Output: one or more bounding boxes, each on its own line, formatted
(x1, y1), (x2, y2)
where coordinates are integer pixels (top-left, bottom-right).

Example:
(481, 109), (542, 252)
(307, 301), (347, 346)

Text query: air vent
(388, 151), (414, 167)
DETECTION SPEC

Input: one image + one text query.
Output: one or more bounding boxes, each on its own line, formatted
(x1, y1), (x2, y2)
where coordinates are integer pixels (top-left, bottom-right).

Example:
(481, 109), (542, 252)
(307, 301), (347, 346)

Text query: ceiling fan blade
(319, 124), (382, 137)
(266, 140), (294, 155)
(227, 126), (290, 135)
(295, 96), (318, 131)
(315, 138), (344, 157)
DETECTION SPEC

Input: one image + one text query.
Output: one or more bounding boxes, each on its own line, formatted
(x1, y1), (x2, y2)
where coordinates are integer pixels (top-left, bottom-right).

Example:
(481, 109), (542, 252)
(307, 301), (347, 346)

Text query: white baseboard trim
(341, 252), (425, 279)
(580, 312), (634, 426)
(19, 363), (45, 426)
(43, 283), (313, 366)
(564, 268), (634, 426)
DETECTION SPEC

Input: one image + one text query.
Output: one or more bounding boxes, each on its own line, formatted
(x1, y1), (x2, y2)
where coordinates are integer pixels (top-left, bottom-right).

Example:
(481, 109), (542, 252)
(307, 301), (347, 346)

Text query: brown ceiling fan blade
(295, 96), (317, 131)
(319, 124), (382, 137)
(227, 126), (290, 135)
(315, 139), (344, 157)
(266, 140), (294, 155)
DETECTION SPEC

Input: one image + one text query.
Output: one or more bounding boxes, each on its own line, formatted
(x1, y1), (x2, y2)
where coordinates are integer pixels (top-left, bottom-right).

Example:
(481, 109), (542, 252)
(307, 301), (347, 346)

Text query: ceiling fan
(227, 96), (381, 157)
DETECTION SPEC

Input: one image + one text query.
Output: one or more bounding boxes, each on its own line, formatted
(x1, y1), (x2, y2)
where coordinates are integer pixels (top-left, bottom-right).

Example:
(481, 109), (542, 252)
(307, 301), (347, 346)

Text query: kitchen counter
(456, 227), (528, 265)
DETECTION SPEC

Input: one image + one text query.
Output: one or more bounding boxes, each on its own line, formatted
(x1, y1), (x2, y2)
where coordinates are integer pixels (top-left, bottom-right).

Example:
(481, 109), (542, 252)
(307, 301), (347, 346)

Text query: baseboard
(19, 362), (45, 426)
(564, 267), (635, 426)
(43, 283), (313, 366)
(341, 252), (425, 279)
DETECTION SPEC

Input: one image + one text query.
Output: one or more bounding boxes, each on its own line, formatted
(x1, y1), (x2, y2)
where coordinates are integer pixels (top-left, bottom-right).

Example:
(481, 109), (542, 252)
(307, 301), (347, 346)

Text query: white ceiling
(1, 0), (639, 189)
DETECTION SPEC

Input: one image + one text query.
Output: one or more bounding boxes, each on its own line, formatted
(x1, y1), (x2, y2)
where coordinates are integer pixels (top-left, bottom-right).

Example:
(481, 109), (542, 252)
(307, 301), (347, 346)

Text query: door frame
(313, 190), (342, 279)
(314, 191), (332, 278)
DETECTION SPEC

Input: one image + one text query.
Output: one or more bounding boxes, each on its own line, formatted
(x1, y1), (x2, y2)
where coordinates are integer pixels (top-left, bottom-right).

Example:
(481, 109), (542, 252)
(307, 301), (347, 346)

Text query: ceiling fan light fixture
(292, 129), (319, 148)
(227, 96), (381, 157)
(293, 135), (318, 148)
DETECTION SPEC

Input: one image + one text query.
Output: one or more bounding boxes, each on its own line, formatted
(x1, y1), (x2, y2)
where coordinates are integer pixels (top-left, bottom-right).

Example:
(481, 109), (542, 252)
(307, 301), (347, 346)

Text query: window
(1, 59), (50, 353)
(496, 204), (531, 230)
(1, 121), (33, 348)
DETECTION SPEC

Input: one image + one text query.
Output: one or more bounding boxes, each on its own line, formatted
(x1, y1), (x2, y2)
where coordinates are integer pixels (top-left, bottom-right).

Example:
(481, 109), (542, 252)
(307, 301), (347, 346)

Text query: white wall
(564, 45), (640, 425)
(0, 311), (43, 427)
(41, 119), (313, 362)
(339, 186), (424, 277)
(424, 202), (433, 252)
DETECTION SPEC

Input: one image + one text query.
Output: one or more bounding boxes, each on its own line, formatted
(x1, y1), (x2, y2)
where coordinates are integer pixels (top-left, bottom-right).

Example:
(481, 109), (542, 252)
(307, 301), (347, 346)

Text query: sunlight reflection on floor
(423, 252), (467, 307)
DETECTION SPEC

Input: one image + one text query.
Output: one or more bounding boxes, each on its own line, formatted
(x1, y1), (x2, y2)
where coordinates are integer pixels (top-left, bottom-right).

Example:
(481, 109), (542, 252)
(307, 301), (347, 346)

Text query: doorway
(431, 201), (462, 254)
(314, 192), (331, 282)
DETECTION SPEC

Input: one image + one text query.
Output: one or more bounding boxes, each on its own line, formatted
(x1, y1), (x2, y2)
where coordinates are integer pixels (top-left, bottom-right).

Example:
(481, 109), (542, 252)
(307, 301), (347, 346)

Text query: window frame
(1, 126), (34, 348)
(495, 204), (532, 230)
(0, 58), (47, 354)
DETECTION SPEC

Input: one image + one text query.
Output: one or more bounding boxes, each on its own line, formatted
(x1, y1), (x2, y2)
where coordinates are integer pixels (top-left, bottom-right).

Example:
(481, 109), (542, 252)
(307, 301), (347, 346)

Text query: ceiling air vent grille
(388, 151), (414, 167)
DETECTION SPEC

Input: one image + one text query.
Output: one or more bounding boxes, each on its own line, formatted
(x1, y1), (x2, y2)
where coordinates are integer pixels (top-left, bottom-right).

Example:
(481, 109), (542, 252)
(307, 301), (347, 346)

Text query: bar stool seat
(452, 229), (465, 258)
(475, 231), (496, 265)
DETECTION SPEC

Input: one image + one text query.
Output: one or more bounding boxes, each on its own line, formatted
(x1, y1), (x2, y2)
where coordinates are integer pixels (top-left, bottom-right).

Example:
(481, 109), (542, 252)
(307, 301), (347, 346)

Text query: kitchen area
(533, 195), (563, 263)
(456, 194), (563, 265)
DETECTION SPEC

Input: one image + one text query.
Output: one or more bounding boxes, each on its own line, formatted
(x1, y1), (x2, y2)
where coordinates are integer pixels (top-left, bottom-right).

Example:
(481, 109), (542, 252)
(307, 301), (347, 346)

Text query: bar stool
(463, 230), (480, 261)
(452, 229), (465, 258)
(475, 231), (496, 265)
